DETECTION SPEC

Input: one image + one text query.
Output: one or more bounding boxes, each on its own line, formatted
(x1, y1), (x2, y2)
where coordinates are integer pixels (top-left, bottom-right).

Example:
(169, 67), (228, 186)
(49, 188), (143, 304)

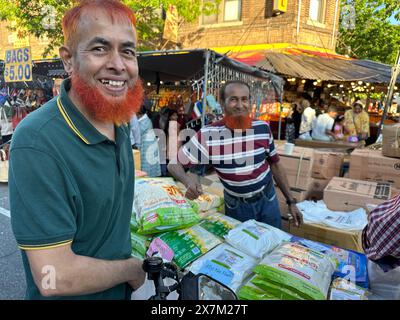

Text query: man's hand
(288, 204), (303, 227)
(127, 258), (146, 291)
(185, 181), (203, 200)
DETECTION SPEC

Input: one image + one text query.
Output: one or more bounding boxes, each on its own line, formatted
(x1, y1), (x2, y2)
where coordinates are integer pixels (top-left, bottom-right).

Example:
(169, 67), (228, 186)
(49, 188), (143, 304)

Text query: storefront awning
(221, 46), (399, 83)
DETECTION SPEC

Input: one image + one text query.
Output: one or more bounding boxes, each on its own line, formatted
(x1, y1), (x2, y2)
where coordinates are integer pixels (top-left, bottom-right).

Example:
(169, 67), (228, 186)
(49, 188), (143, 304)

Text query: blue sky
(389, 15), (399, 25)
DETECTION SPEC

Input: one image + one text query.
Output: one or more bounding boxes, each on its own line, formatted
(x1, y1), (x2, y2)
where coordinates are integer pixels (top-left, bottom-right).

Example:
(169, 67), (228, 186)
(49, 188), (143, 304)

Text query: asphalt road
(0, 183), (26, 300)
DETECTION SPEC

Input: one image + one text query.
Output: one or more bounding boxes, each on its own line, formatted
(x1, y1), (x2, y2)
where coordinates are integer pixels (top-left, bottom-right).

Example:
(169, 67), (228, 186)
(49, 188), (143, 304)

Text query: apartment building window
(224, 0), (241, 21)
(309, 0), (325, 23)
(202, 0), (242, 25)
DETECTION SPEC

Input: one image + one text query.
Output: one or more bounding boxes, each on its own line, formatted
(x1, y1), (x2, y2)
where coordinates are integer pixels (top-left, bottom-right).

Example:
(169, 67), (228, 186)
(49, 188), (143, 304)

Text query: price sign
(4, 47), (32, 82)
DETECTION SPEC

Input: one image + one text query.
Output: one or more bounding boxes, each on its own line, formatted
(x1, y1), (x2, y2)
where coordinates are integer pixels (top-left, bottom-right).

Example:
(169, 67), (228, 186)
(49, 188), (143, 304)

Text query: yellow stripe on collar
(57, 97), (90, 145)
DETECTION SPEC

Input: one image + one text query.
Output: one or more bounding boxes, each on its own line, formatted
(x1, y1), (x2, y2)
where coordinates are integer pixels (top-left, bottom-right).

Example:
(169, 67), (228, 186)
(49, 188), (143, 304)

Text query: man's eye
(93, 47), (106, 52)
(124, 49), (136, 57)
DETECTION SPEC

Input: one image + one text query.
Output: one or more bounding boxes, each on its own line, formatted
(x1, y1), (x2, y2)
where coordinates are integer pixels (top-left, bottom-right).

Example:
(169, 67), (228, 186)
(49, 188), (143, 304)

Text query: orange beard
(71, 74), (144, 124)
(224, 114), (253, 130)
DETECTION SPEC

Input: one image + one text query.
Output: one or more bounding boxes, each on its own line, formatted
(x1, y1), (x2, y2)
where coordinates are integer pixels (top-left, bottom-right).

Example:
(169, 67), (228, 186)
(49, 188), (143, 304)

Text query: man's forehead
(225, 83), (250, 96)
(75, 9), (136, 42)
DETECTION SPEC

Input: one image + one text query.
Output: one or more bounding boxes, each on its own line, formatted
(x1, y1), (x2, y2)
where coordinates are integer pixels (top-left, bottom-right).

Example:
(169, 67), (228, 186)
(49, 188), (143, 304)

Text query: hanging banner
(4, 46), (32, 83)
(163, 4), (179, 43)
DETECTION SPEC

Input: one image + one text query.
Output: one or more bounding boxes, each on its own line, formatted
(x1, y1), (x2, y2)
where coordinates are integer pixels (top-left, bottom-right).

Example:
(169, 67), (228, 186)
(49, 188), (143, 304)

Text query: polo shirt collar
(57, 78), (127, 145)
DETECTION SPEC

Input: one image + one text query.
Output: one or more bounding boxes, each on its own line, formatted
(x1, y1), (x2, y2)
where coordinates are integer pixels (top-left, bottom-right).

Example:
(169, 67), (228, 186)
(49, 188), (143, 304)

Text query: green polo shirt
(9, 79), (135, 300)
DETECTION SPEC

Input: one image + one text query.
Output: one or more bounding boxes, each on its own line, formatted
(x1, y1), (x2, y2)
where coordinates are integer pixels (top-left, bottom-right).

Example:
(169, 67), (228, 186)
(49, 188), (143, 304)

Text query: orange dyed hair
(62, 0), (137, 49)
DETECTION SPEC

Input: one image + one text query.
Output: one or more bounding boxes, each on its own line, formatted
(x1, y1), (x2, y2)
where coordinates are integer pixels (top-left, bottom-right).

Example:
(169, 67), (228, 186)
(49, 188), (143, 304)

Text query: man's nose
(107, 51), (125, 72)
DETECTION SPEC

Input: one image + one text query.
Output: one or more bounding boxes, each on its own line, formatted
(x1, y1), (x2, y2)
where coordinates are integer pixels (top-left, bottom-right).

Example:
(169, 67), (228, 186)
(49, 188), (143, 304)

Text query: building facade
(0, 21), (56, 61)
(179, 0), (341, 53)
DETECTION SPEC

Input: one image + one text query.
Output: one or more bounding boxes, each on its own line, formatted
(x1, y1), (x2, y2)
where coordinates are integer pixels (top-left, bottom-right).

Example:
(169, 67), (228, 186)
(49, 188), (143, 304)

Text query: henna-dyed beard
(71, 74), (144, 124)
(223, 114), (253, 130)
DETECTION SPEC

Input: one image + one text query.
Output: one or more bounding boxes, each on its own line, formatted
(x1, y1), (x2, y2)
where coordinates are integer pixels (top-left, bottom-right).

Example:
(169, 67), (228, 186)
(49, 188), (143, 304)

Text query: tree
(0, 0), (220, 57)
(337, 0), (400, 65)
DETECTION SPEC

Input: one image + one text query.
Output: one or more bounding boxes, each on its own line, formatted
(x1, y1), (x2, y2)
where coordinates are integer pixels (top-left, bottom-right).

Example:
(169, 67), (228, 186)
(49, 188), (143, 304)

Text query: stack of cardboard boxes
(275, 145), (345, 216)
(275, 144), (379, 252)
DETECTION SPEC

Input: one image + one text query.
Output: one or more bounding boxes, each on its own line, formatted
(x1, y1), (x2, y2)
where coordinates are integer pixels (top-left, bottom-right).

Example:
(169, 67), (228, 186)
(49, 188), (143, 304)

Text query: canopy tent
(227, 47), (400, 83)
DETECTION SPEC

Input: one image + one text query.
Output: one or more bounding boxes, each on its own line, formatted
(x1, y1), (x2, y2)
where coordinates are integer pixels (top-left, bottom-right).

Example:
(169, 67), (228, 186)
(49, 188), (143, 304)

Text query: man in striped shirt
(168, 80), (303, 228)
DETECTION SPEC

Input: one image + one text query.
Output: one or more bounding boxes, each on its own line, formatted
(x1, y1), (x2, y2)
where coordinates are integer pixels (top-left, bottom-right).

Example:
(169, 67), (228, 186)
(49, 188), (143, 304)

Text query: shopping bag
(12, 106), (27, 129)
(0, 150), (8, 183)
(0, 107), (13, 136)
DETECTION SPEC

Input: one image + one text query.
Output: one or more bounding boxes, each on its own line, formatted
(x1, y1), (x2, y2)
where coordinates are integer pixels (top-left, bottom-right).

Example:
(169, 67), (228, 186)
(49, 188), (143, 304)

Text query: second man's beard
(223, 114), (253, 130)
(71, 74), (144, 125)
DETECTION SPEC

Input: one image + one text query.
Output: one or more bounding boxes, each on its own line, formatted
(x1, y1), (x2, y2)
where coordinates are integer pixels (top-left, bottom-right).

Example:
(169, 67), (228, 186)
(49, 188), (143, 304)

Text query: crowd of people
(286, 97), (371, 145)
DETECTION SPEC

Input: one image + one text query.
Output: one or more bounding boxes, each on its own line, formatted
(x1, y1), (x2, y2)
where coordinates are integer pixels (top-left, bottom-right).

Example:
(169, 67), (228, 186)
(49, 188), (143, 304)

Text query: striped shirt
(362, 194), (400, 269)
(177, 119), (280, 197)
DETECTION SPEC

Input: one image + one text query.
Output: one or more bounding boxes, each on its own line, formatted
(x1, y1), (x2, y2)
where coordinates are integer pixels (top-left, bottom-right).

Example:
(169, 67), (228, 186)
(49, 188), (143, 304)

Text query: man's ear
(59, 46), (74, 76)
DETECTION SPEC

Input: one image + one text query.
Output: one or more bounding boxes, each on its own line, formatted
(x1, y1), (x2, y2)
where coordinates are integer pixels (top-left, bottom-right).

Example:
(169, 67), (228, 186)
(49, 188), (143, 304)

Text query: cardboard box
(312, 150), (344, 180)
(288, 222), (363, 252)
(349, 149), (400, 188)
(276, 186), (309, 215)
(277, 145), (344, 188)
(276, 178), (330, 215)
(132, 150), (141, 171)
(324, 177), (391, 212)
(382, 124), (400, 158)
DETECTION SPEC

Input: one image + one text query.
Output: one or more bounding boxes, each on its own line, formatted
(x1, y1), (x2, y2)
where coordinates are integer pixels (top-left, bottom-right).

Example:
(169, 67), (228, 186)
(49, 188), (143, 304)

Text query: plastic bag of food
(149, 225), (222, 269)
(190, 192), (223, 212)
(251, 275), (304, 300)
(131, 232), (152, 258)
(187, 243), (257, 292)
(237, 276), (278, 300)
(133, 178), (200, 234)
(225, 219), (291, 259)
(329, 278), (369, 300)
(198, 212), (241, 239)
(253, 242), (336, 300)
(289, 236), (368, 288)
(131, 249), (145, 260)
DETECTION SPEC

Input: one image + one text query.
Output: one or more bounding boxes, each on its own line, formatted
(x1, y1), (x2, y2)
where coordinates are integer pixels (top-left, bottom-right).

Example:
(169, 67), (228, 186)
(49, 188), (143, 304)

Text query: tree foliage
(337, 0), (400, 65)
(0, 0), (220, 57)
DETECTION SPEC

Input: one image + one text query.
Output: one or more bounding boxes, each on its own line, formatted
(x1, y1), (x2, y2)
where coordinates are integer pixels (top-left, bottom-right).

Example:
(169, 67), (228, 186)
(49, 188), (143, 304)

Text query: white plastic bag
(225, 219), (291, 259)
(187, 243), (257, 292)
(296, 200), (368, 231)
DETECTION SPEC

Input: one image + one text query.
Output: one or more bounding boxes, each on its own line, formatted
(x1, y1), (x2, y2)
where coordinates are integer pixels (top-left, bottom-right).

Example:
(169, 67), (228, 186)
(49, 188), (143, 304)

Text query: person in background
(344, 100), (370, 143)
(362, 194), (400, 300)
(129, 114), (141, 149)
(9, 0), (145, 299)
(311, 106), (338, 141)
(332, 114), (345, 141)
(136, 104), (161, 177)
(168, 80), (303, 229)
(177, 104), (190, 129)
(285, 102), (303, 143)
(298, 99), (315, 140)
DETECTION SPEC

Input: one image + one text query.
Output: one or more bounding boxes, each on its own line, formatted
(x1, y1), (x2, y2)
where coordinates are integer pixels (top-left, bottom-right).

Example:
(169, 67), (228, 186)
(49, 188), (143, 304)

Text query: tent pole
(377, 49), (400, 140)
(202, 50), (211, 127)
(278, 101), (282, 140)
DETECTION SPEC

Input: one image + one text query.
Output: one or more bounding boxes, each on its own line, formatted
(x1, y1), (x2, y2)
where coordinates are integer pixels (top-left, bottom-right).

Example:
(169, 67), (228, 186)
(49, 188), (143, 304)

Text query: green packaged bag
(237, 276), (278, 300)
(251, 275), (304, 300)
(154, 225), (222, 269)
(253, 242), (336, 300)
(131, 232), (152, 257)
(133, 178), (200, 235)
(199, 213), (241, 239)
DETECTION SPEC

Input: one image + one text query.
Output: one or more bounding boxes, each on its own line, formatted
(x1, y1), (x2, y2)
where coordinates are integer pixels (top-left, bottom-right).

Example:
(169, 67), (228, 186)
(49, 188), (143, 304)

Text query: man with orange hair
(9, 0), (145, 299)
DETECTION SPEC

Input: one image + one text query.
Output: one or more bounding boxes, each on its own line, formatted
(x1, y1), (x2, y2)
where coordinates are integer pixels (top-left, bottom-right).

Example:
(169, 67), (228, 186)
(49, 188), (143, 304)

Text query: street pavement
(0, 183), (26, 300)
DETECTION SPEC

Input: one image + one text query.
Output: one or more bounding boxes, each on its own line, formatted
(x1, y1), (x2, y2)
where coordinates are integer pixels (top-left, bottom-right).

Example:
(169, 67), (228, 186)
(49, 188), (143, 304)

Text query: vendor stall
(136, 49), (284, 129)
